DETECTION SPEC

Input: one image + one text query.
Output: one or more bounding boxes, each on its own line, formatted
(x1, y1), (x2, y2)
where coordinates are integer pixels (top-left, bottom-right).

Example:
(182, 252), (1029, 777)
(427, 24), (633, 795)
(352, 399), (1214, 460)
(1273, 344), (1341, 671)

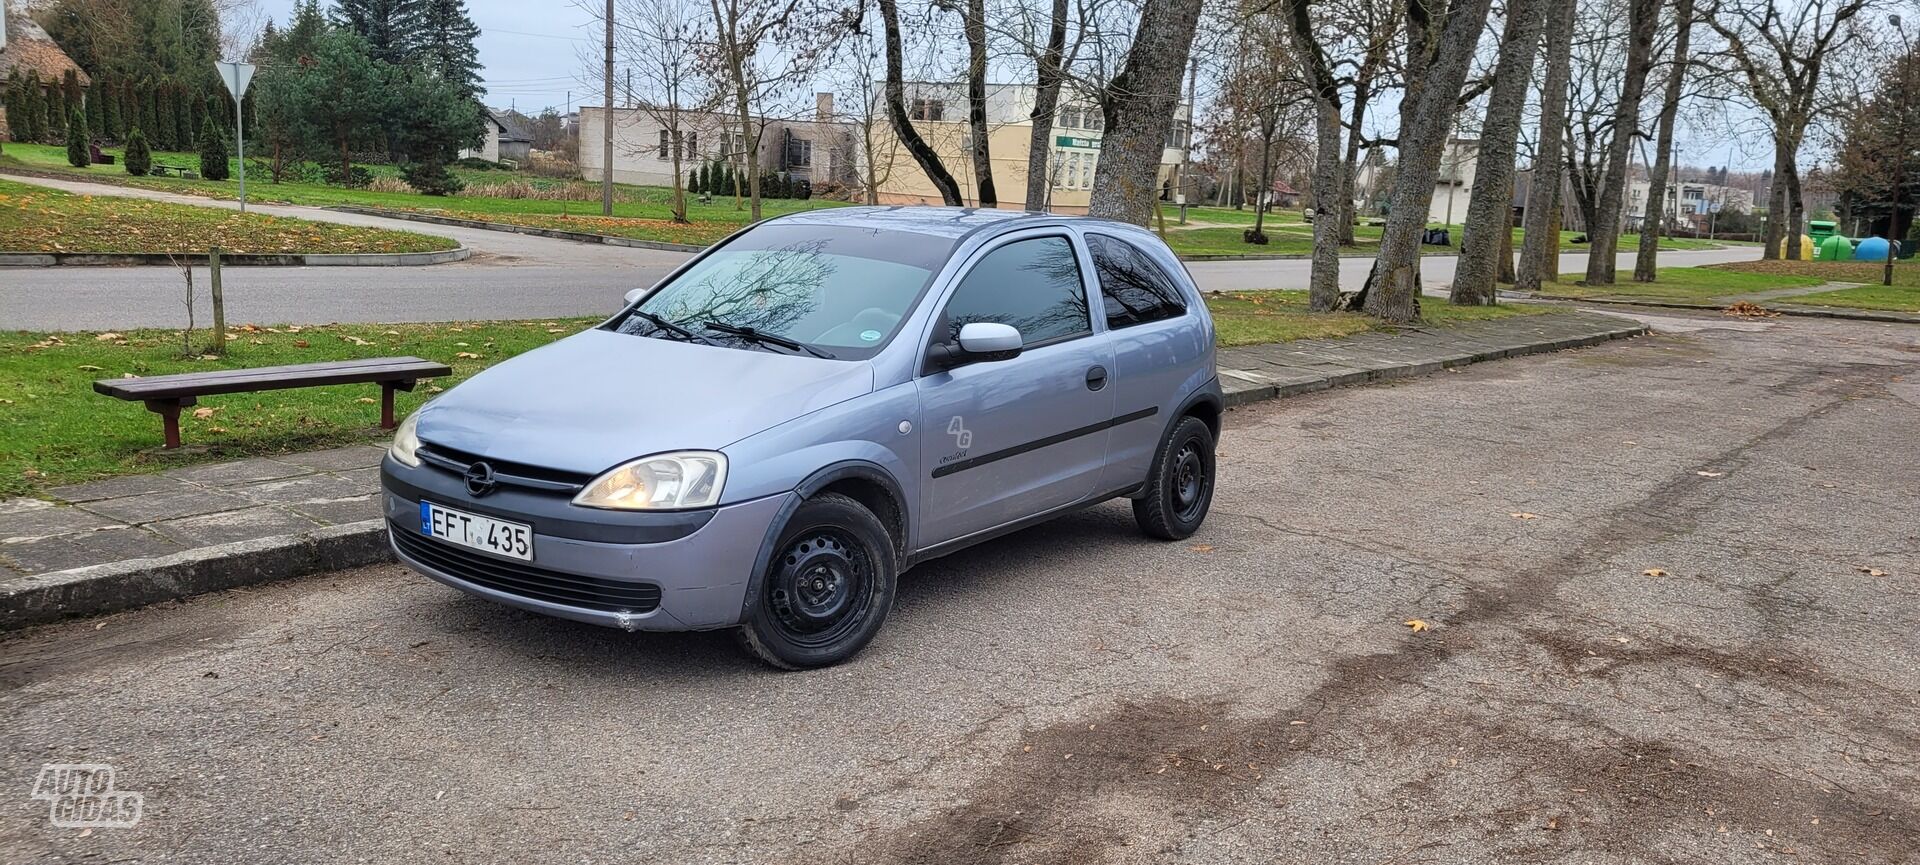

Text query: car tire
(1133, 415), (1216, 540)
(737, 492), (899, 670)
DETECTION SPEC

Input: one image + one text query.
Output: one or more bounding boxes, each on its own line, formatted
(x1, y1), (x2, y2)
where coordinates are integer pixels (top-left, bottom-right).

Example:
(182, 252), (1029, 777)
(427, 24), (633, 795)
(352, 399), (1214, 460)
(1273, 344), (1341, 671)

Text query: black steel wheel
(738, 492), (897, 669)
(1133, 415), (1216, 540)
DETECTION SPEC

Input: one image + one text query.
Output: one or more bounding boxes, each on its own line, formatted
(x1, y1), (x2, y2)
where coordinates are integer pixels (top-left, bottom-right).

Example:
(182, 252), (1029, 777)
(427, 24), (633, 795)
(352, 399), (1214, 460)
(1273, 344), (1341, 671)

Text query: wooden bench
(94, 357), (452, 449)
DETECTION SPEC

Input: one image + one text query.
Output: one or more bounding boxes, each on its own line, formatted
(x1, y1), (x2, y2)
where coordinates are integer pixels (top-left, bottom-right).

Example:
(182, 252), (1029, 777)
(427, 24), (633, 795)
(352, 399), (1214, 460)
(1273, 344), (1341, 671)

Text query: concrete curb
(1535, 293), (1920, 324)
(1, 520), (392, 631)
(326, 206), (709, 253)
(0, 316), (1646, 632)
(0, 247), (472, 267)
(1217, 319), (1650, 407)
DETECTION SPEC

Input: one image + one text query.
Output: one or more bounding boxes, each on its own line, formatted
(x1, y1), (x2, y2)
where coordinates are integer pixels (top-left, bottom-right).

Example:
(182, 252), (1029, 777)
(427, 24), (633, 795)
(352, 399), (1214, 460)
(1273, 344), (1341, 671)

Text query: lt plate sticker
(860, 329), (882, 342)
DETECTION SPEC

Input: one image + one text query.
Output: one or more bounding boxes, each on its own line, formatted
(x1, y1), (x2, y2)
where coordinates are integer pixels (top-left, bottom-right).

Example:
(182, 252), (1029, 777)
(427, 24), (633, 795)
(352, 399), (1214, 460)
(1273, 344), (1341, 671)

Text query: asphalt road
(0, 174), (1761, 330)
(5, 310), (1917, 863)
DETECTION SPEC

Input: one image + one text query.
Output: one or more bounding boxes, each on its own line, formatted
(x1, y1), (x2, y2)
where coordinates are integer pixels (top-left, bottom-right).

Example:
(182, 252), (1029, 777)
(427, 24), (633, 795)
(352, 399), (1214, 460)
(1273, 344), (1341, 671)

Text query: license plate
(419, 501), (533, 561)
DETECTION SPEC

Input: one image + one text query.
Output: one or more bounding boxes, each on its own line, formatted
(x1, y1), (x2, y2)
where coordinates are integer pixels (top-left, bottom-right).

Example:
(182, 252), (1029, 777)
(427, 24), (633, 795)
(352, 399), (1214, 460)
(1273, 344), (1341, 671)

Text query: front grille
(416, 442), (593, 494)
(393, 524), (661, 614)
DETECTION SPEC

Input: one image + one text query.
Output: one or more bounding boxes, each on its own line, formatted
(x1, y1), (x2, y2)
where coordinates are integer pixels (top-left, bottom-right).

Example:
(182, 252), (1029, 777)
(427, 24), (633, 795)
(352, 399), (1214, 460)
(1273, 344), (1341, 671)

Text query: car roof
(775, 205), (1079, 241)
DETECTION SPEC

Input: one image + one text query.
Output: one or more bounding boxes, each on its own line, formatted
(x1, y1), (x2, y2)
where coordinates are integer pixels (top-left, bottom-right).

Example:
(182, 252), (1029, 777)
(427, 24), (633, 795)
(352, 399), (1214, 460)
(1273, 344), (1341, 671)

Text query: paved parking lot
(3, 310), (1917, 864)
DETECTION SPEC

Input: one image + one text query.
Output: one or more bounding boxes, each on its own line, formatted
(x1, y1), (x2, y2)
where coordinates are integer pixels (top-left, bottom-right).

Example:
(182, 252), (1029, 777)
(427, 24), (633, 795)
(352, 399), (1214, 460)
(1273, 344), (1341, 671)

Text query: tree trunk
(1496, 188), (1517, 284)
(1452, 0), (1545, 305)
(1363, 0), (1497, 323)
(1251, 123), (1274, 239)
(1583, 0), (1661, 286)
(1337, 86), (1368, 246)
(1635, 0), (1693, 281)
(879, 0), (962, 206)
(1786, 161), (1805, 259)
(1087, 0), (1206, 224)
(1547, 189), (1563, 280)
(1024, 0), (1070, 211)
(1284, 0), (1348, 309)
(1762, 145), (1789, 258)
(964, 0), (996, 208)
(670, 125), (688, 223)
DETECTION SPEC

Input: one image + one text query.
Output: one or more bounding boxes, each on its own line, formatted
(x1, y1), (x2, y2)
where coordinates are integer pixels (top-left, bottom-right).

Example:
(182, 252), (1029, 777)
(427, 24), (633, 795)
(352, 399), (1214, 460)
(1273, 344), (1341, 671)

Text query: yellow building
(867, 83), (1190, 214)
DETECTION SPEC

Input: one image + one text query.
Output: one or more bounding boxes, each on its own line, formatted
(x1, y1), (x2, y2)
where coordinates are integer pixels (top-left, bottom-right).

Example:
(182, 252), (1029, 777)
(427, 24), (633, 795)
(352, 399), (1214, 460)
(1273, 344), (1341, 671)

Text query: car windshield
(608, 222), (955, 360)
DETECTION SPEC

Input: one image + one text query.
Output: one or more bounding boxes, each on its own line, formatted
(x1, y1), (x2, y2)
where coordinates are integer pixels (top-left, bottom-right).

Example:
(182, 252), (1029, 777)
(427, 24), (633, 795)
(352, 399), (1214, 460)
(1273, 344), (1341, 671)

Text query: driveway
(4, 311), (1915, 864)
(2, 173), (1761, 329)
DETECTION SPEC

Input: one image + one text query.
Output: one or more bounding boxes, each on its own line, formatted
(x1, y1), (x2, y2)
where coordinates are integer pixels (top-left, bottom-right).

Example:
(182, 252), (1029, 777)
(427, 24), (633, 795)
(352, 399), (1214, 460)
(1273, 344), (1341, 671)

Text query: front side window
(609, 224), (954, 360)
(940, 236), (1090, 347)
(657, 129), (670, 159)
(1087, 234), (1186, 329)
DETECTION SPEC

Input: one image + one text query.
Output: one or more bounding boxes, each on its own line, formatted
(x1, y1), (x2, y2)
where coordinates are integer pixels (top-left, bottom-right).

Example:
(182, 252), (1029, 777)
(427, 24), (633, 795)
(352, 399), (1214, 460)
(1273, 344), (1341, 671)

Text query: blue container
(1854, 236), (1892, 261)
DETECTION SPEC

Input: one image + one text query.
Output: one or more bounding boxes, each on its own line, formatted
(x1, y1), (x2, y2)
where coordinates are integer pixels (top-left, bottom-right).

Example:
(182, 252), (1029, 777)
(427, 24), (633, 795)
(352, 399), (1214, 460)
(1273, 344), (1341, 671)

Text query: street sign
(1056, 135), (1100, 149)
(214, 61), (256, 211)
(215, 61), (254, 99)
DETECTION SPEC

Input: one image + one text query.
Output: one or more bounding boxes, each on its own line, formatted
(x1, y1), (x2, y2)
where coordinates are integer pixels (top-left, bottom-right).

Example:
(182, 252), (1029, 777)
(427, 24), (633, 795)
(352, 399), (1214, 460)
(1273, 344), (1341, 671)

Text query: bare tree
(1583, 0), (1661, 286)
(1703, 0), (1875, 260)
(1086, 0), (1208, 223)
(826, 8), (901, 204)
(1634, 0), (1696, 280)
(1515, 0), (1578, 291)
(703, 0), (814, 220)
(619, 0), (716, 224)
(1358, 0), (1498, 323)
(1284, 0), (1348, 310)
(1023, 0), (1074, 210)
(961, 0), (998, 207)
(878, 0), (965, 204)
(1451, 0), (1547, 304)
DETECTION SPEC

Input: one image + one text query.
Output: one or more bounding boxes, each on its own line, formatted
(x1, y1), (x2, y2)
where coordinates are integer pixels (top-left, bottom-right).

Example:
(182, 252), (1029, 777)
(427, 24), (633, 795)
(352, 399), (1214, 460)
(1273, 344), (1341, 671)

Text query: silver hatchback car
(380, 207), (1220, 668)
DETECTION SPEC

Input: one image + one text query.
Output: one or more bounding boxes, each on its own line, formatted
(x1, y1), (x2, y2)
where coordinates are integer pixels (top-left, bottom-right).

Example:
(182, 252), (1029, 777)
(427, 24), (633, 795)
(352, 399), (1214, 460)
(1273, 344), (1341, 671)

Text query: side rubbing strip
(931, 407), (1159, 478)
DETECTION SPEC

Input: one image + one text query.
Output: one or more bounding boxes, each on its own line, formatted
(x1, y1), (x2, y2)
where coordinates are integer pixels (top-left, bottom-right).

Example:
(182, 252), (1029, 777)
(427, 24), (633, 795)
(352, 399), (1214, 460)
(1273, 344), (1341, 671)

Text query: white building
(578, 95), (857, 191)
(460, 109), (532, 164)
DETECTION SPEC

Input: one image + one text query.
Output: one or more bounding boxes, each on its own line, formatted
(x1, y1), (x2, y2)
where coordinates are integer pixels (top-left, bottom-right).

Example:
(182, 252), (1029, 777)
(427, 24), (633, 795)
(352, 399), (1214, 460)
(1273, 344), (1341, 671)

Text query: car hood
(415, 328), (874, 475)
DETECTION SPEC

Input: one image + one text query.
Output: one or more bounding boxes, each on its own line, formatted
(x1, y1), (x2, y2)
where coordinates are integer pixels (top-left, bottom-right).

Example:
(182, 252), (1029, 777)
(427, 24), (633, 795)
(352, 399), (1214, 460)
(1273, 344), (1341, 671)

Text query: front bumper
(380, 455), (790, 632)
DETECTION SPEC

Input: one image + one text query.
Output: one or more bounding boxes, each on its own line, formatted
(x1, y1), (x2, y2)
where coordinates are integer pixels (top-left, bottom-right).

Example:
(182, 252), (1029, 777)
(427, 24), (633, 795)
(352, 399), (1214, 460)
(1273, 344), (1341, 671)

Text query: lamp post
(1886, 15), (1913, 287)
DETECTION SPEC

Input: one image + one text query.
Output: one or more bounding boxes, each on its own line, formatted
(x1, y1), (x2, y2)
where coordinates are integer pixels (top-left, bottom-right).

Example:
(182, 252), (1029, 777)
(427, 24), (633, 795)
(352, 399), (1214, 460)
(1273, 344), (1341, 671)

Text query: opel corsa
(381, 207), (1221, 668)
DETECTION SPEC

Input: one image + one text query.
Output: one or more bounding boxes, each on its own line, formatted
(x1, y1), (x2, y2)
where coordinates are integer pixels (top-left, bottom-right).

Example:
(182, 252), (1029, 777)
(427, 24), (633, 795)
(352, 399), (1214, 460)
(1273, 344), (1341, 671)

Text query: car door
(914, 232), (1115, 548)
(1083, 232), (1205, 492)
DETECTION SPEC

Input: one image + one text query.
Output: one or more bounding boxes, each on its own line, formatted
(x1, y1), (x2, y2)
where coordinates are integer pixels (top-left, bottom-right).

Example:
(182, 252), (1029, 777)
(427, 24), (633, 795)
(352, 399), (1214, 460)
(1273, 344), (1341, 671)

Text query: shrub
(454, 156), (498, 170)
(325, 163), (373, 188)
(687, 167), (701, 194)
(123, 127), (152, 176)
(197, 117), (230, 180)
(66, 107), (90, 168)
(366, 176), (417, 194)
(400, 157), (464, 196)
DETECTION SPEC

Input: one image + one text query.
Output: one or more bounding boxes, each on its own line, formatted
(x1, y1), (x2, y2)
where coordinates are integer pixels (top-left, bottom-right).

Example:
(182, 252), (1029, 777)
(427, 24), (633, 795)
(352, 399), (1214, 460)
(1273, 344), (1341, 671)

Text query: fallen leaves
(1695, 470), (1725, 478)
(1510, 512), (1541, 520)
(1723, 301), (1780, 318)
(76, 365), (103, 371)
(191, 407), (217, 420)
(1404, 619), (1429, 633)
(454, 352), (483, 359)
(94, 332), (122, 341)
(1856, 565), (1890, 577)
(1188, 543), (1214, 553)
(1642, 568), (1669, 577)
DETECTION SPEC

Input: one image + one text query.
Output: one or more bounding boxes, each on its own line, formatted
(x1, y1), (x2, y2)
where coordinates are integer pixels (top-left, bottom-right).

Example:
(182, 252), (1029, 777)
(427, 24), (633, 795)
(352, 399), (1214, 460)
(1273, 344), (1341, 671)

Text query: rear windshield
(607, 223), (956, 360)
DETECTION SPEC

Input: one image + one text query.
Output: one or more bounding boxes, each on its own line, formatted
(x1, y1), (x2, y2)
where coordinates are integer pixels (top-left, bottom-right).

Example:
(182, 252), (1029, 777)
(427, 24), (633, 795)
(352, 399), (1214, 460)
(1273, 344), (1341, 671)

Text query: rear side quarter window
(1087, 234), (1188, 329)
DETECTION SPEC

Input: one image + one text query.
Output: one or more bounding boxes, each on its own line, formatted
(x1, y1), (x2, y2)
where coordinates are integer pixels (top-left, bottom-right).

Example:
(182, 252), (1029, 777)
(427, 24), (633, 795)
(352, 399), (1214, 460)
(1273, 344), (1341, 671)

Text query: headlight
(573, 451), (727, 510)
(389, 411), (423, 467)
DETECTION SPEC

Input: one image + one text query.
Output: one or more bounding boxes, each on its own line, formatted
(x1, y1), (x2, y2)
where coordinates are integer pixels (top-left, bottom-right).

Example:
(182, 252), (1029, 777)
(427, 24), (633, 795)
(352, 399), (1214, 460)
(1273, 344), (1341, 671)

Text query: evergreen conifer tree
(67, 107), (91, 167)
(123, 127), (153, 176)
(198, 116), (230, 180)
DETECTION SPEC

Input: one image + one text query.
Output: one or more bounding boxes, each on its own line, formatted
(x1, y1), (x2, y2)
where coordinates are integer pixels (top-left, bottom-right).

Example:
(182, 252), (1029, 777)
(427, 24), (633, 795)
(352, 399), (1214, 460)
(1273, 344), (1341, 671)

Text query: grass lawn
(1537, 266), (1827, 301)
(0, 319), (592, 497)
(1205, 290), (1555, 347)
(0, 142), (846, 247)
(1712, 260), (1920, 311)
(1161, 210), (1733, 257)
(0, 177), (455, 254)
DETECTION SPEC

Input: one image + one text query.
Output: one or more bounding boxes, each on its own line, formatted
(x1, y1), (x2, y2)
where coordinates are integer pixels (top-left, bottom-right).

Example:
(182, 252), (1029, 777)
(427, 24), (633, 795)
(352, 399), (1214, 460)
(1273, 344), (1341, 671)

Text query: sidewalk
(0, 310), (1647, 629)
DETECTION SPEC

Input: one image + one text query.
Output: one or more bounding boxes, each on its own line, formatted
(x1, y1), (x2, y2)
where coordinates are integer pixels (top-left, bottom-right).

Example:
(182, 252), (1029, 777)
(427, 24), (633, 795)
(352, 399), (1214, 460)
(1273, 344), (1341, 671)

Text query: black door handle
(1086, 365), (1108, 391)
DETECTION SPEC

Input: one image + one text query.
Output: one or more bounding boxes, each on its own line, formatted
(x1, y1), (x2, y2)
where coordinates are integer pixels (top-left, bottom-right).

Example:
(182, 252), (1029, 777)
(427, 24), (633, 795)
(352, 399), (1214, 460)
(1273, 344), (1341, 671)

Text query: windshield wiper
(702, 321), (836, 359)
(631, 310), (713, 344)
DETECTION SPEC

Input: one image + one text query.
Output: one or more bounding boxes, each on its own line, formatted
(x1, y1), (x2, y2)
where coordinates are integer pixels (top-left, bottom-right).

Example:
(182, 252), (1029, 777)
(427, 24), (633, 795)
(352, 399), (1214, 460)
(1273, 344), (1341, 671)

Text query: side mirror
(957, 322), (1022, 355)
(929, 322), (1023, 370)
(623, 288), (646, 305)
